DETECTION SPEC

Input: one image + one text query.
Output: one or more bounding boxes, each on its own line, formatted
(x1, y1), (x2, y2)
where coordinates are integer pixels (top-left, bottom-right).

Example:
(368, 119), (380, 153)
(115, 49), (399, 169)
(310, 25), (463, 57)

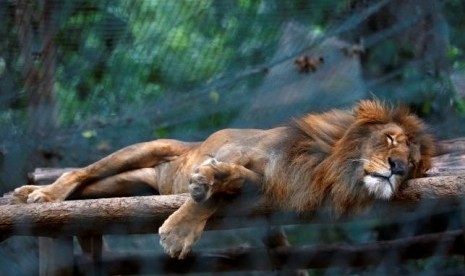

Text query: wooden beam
(39, 237), (74, 276)
(395, 175), (465, 202)
(73, 230), (464, 274)
(28, 168), (75, 185)
(435, 138), (465, 155)
(0, 174), (465, 237)
(77, 235), (104, 276)
(0, 194), (186, 237)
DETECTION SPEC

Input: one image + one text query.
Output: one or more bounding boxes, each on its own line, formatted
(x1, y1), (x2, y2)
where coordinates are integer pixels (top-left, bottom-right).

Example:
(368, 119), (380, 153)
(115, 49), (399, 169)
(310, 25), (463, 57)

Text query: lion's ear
(354, 100), (389, 124)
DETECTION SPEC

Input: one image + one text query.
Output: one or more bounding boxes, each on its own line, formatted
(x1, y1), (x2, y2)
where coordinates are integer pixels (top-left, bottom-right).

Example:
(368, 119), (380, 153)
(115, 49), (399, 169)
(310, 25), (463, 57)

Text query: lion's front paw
(189, 175), (212, 203)
(189, 158), (219, 202)
(159, 217), (206, 260)
(189, 158), (236, 202)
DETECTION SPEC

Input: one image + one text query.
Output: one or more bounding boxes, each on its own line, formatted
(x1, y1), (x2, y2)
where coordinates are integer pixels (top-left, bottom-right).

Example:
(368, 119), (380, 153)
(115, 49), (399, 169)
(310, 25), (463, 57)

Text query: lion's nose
(389, 158), (406, 176)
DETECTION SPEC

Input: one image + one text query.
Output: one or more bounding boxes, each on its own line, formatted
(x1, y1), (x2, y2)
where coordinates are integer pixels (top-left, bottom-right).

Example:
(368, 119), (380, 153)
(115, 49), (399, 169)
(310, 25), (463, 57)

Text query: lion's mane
(263, 100), (435, 214)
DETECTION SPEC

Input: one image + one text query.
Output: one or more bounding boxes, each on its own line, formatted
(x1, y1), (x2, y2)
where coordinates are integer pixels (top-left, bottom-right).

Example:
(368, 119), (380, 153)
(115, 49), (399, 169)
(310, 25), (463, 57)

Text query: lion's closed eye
(386, 134), (394, 145)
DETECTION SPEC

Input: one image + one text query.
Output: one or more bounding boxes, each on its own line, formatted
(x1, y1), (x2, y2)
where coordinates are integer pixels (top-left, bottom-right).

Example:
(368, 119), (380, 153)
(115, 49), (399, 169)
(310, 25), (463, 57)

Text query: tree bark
(435, 138), (465, 155)
(16, 0), (58, 134)
(395, 175), (465, 202)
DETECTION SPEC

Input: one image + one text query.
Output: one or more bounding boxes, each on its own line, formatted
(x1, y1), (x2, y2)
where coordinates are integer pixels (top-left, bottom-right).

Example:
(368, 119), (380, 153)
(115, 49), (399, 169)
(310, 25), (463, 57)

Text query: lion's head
(324, 100), (434, 211)
(289, 100), (434, 213)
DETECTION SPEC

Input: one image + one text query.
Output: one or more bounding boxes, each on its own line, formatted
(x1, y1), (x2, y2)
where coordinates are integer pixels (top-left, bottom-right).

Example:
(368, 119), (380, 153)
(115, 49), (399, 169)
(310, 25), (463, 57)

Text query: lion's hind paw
(10, 185), (42, 203)
(10, 185), (59, 204)
(26, 189), (58, 203)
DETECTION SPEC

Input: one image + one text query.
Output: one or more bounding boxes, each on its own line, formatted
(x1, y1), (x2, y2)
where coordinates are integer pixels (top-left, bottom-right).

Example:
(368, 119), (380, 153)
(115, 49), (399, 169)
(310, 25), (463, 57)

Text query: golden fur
(12, 100), (434, 259)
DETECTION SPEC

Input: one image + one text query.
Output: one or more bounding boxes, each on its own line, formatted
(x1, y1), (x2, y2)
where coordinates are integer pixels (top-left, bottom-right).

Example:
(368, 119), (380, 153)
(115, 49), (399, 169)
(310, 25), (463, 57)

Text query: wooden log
(428, 151), (465, 176)
(395, 175), (465, 202)
(77, 235), (104, 275)
(73, 230), (464, 274)
(0, 194), (187, 237)
(435, 138), (465, 155)
(0, 174), (465, 237)
(39, 237), (74, 276)
(28, 168), (75, 185)
(77, 236), (104, 259)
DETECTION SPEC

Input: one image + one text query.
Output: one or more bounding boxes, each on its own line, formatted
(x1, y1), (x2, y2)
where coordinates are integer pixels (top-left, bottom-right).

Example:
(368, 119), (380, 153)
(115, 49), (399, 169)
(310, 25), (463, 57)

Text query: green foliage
(53, 0), (284, 126)
(3, 0), (464, 132)
(51, 0), (357, 127)
(1, 0), (464, 137)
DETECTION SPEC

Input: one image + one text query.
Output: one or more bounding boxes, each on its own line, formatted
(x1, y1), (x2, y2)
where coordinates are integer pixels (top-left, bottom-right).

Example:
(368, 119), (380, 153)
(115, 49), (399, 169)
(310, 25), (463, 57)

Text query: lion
(11, 100), (434, 259)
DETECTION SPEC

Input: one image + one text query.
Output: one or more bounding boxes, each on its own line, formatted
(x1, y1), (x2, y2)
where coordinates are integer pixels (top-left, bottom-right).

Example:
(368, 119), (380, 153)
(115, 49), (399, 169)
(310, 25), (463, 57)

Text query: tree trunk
(16, 0), (57, 134)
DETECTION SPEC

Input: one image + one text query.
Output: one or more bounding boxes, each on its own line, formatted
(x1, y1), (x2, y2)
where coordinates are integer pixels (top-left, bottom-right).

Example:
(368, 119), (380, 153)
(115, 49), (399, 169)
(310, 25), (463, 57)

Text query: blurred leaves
(81, 129), (97, 139)
(209, 90), (219, 104)
(8, 0), (465, 134)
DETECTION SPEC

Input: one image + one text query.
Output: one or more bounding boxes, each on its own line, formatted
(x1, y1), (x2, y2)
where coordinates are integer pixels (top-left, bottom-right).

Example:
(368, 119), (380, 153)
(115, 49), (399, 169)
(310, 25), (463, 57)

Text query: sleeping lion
(12, 100), (434, 259)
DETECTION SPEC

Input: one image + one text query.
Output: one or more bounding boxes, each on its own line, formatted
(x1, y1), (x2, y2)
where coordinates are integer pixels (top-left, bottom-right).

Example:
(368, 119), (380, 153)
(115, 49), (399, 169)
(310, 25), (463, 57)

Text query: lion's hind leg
(10, 168), (159, 203)
(11, 139), (194, 203)
(68, 168), (159, 199)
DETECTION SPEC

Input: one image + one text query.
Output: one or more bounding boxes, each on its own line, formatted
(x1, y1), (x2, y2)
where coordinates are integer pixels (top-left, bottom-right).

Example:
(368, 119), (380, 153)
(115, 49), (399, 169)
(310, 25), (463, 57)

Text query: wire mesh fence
(1, 0), (465, 274)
